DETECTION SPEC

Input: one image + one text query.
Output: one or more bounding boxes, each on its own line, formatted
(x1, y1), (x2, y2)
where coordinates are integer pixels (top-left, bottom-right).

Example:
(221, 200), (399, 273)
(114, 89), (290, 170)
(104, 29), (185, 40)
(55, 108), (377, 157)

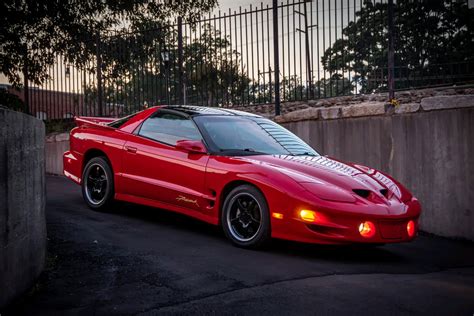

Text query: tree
(279, 74), (353, 101)
(0, 88), (26, 112)
(321, 0), (474, 93)
(0, 0), (217, 87)
(83, 23), (251, 112)
(182, 24), (250, 106)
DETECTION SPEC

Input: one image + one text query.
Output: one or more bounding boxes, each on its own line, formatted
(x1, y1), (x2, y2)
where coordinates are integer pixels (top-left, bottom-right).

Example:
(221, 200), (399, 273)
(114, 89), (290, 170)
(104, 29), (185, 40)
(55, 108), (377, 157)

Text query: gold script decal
(176, 195), (200, 207)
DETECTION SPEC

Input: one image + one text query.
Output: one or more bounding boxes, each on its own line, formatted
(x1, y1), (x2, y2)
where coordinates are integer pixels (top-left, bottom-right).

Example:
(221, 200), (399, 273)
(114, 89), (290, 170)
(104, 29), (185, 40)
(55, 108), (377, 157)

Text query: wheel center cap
(240, 212), (251, 223)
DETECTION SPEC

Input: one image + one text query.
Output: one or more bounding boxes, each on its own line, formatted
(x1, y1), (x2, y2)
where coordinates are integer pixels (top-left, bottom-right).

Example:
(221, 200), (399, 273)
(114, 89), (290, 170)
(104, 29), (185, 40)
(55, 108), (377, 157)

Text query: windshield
(194, 115), (319, 156)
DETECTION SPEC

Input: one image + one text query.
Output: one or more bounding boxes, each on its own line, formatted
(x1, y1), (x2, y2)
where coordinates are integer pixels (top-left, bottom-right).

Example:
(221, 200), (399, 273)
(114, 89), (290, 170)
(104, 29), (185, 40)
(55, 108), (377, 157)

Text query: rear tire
(221, 184), (271, 249)
(82, 157), (114, 211)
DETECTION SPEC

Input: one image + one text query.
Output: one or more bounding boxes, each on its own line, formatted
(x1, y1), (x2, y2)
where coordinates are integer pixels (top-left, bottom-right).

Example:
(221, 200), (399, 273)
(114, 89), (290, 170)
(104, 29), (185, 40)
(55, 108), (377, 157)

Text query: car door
(121, 109), (210, 212)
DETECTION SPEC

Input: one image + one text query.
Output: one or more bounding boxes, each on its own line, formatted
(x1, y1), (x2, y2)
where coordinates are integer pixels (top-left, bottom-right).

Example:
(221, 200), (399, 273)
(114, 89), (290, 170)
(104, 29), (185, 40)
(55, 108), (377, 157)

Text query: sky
(215, 0), (273, 13)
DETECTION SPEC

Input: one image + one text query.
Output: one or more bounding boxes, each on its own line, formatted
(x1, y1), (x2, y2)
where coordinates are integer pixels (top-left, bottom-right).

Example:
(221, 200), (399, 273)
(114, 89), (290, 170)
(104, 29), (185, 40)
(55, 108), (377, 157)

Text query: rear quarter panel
(64, 126), (131, 190)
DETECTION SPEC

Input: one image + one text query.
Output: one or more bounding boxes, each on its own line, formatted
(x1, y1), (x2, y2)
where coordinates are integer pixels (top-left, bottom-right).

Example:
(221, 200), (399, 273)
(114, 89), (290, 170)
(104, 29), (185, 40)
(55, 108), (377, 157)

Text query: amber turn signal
(272, 212), (284, 219)
(359, 221), (376, 238)
(299, 210), (317, 222)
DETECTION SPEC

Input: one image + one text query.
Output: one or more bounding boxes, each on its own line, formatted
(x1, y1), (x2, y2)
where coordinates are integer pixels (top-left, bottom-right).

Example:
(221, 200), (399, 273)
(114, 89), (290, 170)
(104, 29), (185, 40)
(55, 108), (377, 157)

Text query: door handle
(125, 146), (137, 153)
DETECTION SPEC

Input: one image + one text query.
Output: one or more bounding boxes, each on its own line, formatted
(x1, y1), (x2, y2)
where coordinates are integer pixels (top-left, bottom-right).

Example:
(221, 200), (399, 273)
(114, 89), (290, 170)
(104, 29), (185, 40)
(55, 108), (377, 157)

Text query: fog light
(299, 210), (317, 222)
(359, 221), (376, 238)
(272, 212), (284, 219)
(407, 220), (416, 237)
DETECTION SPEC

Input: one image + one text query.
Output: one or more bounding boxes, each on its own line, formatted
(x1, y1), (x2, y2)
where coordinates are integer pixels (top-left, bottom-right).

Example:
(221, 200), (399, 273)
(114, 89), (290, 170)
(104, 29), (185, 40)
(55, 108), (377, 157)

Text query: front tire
(82, 157), (114, 211)
(221, 184), (271, 249)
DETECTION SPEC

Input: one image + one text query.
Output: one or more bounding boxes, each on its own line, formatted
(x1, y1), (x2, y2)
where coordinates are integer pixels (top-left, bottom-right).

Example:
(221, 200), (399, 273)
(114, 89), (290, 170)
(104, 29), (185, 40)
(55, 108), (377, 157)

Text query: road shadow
(107, 200), (407, 264)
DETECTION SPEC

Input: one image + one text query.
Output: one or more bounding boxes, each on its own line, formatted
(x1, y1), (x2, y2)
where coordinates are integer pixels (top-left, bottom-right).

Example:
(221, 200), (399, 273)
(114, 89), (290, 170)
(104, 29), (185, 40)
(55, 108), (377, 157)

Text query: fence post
(177, 16), (184, 105)
(303, 1), (313, 100)
(96, 34), (103, 116)
(23, 55), (30, 115)
(387, 0), (395, 101)
(272, 0), (281, 116)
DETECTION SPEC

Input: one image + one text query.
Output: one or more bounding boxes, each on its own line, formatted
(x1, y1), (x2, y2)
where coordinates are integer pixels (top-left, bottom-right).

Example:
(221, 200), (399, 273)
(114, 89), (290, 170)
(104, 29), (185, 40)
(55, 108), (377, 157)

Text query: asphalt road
(5, 176), (474, 315)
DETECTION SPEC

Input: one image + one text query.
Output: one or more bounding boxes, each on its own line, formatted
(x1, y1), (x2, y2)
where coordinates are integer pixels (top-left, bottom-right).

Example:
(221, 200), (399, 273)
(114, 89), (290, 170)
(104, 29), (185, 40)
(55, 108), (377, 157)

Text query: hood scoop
(353, 189), (370, 198)
(353, 188), (390, 205)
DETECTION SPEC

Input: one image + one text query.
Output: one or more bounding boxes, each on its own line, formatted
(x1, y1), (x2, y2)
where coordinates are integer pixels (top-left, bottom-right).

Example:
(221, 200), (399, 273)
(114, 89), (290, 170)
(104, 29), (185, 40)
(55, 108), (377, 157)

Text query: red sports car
(63, 105), (421, 248)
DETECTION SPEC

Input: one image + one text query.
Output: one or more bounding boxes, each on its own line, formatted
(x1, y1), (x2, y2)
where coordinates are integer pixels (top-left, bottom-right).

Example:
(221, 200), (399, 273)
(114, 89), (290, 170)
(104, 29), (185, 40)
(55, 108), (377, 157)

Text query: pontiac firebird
(63, 105), (421, 248)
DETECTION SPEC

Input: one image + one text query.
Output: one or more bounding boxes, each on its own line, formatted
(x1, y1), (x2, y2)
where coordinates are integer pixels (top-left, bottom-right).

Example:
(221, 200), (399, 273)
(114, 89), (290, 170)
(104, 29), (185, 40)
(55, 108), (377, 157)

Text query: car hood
(238, 154), (410, 203)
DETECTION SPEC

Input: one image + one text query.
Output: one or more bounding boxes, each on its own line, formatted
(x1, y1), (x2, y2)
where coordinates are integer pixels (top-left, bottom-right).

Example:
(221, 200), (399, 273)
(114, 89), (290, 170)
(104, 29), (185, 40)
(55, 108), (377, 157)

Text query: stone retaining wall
(224, 85), (474, 118)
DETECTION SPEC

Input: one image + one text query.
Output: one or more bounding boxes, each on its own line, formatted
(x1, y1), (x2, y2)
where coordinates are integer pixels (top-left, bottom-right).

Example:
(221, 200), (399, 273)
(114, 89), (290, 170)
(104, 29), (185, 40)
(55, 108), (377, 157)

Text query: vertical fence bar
(387, 0), (395, 101)
(224, 11), (228, 105)
(316, 0), (321, 98)
(261, 4), (266, 103)
(23, 58), (30, 115)
(281, 2), (286, 102)
(228, 8), (232, 105)
(250, 6), (254, 105)
(273, 0), (280, 115)
(303, 1), (312, 99)
(177, 17), (184, 105)
(96, 34), (103, 116)
(334, 0), (337, 96)
(287, 2), (291, 101)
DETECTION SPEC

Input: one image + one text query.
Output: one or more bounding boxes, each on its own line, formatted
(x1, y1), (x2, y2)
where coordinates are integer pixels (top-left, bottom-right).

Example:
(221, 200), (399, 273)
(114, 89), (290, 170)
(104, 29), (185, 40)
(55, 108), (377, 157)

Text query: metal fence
(7, 0), (474, 120)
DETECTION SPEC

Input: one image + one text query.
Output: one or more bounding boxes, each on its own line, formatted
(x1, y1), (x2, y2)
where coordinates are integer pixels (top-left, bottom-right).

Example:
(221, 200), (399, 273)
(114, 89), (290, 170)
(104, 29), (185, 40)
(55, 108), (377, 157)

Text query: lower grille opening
(380, 189), (388, 197)
(307, 224), (343, 237)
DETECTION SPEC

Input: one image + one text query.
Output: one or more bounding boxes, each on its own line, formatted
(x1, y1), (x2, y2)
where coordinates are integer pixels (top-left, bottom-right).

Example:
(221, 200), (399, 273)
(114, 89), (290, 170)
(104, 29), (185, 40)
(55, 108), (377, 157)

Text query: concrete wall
(46, 133), (69, 175)
(282, 106), (474, 241)
(0, 108), (46, 308)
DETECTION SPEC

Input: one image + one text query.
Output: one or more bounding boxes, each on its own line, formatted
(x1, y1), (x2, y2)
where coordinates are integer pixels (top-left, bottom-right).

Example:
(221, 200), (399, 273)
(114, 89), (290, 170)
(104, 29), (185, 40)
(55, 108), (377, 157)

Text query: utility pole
(296, 1), (317, 100)
(259, 66), (274, 103)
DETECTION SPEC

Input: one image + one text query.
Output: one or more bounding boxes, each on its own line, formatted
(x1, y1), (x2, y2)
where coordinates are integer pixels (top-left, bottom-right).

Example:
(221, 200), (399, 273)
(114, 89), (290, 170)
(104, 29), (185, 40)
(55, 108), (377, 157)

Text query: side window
(138, 112), (202, 146)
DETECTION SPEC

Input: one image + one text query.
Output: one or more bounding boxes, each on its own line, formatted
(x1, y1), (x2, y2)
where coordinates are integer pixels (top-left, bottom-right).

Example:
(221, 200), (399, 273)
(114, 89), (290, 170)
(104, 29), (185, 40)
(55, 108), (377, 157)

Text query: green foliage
(0, 89), (26, 112)
(1, 0), (218, 88)
(321, 0), (474, 93)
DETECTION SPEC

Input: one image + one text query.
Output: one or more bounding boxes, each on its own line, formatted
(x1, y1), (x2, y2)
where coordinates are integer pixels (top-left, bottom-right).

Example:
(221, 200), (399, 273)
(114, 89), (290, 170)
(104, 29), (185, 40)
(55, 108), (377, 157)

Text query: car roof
(161, 105), (262, 118)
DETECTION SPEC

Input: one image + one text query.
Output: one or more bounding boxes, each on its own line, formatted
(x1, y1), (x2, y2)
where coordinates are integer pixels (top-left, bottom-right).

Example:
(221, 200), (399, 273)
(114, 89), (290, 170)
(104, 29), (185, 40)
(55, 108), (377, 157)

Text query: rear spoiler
(74, 116), (118, 129)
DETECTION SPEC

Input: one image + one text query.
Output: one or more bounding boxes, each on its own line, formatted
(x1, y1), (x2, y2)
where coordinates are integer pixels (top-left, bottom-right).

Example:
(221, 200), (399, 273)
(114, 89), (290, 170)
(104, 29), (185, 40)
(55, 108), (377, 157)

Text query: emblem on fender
(176, 195), (200, 207)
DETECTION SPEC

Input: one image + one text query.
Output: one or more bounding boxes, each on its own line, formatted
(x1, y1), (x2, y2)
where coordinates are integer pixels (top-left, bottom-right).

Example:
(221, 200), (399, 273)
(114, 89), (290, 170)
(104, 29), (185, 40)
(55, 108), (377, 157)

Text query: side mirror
(175, 140), (207, 154)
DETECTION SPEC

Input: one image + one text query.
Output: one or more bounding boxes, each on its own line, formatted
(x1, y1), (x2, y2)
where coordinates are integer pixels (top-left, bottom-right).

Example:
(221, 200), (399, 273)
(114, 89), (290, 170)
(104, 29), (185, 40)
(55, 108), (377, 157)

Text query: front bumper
(270, 191), (422, 245)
